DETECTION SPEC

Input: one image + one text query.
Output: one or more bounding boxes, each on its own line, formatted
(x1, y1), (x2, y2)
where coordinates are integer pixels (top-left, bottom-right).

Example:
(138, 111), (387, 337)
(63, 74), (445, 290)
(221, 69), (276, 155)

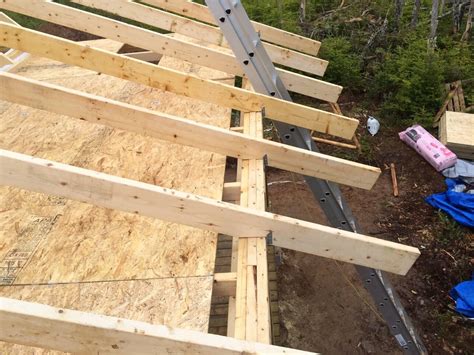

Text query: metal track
(205, 1), (427, 353)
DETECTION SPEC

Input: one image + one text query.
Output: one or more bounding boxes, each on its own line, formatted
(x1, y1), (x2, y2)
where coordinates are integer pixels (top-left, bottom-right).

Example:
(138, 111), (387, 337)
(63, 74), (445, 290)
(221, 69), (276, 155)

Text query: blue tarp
(426, 179), (474, 229)
(450, 275), (474, 318)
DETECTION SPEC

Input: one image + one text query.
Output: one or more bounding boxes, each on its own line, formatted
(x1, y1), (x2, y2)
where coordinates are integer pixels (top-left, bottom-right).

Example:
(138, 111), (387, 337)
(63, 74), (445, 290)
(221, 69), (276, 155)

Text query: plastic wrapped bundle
(399, 124), (457, 171)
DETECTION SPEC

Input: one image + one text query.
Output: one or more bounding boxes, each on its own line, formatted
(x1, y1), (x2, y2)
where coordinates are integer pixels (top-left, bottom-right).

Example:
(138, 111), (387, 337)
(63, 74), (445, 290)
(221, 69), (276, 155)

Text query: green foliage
(2, 11), (43, 30)
(369, 37), (445, 123)
(436, 211), (467, 246)
(319, 37), (363, 91)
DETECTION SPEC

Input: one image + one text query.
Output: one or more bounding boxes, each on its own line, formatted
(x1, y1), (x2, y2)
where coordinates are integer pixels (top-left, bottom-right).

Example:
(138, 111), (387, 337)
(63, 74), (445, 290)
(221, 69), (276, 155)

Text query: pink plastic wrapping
(399, 124), (457, 171)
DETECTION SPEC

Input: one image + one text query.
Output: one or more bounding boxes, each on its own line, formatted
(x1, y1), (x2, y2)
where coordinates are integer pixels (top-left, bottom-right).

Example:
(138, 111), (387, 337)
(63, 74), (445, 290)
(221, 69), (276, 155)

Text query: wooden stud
(72, 0), (329, 77)
(0, 297), (313, 354)
(223, 182), (242, 202)
(0, 23), (357, 139)
(213, 272), (237, 297)
(1, 0), (341, 102)
(140, 0), (322, 56)
(0, 72), (378, 189)
(0, 149), (420, 275)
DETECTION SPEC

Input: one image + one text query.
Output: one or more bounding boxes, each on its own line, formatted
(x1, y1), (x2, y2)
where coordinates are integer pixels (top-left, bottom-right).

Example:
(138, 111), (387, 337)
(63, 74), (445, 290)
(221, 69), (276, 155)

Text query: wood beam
(0, 11), (19, 25)
(72, 0), (329, 78)
(0, 53), (13, 66)
(0, 297), (314, 354)
(0, 72), (378, 189)
(140, 0), (322, 56)
(213, 272), (237, 297)
(223, 182), (241, 202)
(0, 0), (339, 102)
(0, 149), (420, 275)
(0, 23), (357, 139)
(123, 51), (162, 62)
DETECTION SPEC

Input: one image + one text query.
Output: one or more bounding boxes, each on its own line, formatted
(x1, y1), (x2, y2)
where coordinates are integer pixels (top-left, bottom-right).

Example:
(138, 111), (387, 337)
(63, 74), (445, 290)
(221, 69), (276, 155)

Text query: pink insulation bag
(399, 125), (457, 171)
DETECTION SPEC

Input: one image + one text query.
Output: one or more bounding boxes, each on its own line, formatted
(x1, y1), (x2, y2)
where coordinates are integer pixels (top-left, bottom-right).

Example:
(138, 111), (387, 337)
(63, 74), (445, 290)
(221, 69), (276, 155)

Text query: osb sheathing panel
(0, 39), (233, 353)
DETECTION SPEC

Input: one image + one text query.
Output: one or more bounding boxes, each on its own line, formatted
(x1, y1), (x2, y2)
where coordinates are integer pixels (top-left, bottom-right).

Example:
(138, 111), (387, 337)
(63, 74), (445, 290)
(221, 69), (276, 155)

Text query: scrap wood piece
(1, 0), (340, 102)
(0, 149), (420, 275)
(312, 136), (357, 149)
(0, 22), (358, 139)
(390, 163), (399, 197)
(0, 72), (380, 190)
(140, 0), (322, 56)
(433, 81), (464, 127)
(0, 297), (314, 354)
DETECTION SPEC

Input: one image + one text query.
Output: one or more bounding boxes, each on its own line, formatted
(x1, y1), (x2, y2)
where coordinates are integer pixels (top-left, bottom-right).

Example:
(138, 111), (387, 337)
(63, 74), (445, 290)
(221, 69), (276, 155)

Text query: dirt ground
(31, 23), (473, 354)
(267, 115), (473, 354)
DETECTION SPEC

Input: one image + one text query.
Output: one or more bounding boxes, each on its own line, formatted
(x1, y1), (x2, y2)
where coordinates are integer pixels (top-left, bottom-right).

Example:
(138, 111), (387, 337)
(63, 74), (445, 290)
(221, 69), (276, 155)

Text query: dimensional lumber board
(71, 0), (329, 77)
(233, 100), (271, 342)
(0, 23), (358, 139)
(0, 297), (315, 354)
(0, 39), (233, 353)
(0, 0), (337, 101)
(0, 149), (420, 275)
(0, 72), (380, 190)
(439, 111), (474, 160)
(140, 0), (322, 56)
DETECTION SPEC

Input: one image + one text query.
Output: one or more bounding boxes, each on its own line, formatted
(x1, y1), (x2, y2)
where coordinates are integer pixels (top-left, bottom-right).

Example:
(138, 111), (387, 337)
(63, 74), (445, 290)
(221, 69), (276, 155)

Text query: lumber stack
(439, 112), (474, 160)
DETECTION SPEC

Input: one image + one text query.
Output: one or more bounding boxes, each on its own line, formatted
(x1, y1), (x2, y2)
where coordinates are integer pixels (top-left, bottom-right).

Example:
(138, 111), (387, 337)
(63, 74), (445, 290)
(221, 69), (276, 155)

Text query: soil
(30, 23), (473, 354)
(267, 115), (473, 354)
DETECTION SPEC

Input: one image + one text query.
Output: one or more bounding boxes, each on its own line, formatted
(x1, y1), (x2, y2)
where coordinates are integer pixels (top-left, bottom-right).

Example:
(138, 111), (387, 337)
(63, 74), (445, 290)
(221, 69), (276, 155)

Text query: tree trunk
(411, 0), (421, 28)
(461, 0), (474, 40)
(299, 0), (306, 25)
(394, 0), (405, 31)
(429, 0), (440, 48)
(453, 0), (461, 32)
(440, 0), (446, 15)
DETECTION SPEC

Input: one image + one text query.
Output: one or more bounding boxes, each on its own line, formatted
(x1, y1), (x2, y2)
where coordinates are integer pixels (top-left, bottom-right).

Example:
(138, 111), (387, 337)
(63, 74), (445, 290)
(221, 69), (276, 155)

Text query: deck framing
(0, 4), (422, 353)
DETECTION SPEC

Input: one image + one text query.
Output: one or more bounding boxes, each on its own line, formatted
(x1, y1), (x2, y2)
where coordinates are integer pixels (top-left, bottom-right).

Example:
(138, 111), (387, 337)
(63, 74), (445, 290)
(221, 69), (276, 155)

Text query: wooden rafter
(0, 149), (419, 275)
(140, 0), (322, 56)
(0, 23), (357, 139)
(0, 72), (379, 189)
(0, 0), (339, 102)
(0, 297), (314, 354)
(72, 0), (329, 77)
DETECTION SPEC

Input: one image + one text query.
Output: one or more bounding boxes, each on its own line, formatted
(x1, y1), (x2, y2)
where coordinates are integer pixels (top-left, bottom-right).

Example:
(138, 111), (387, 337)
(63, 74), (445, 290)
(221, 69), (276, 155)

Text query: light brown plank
(0, 22), (357, 138)
(0, 72), (378, 189)
(0, 149), (420, 275)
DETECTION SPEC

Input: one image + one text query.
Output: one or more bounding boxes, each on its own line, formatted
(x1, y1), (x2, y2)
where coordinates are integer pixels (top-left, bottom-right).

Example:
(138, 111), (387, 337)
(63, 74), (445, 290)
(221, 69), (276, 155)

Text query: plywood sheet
(439, 111), (474, 160)
(0, 39), (232, 353)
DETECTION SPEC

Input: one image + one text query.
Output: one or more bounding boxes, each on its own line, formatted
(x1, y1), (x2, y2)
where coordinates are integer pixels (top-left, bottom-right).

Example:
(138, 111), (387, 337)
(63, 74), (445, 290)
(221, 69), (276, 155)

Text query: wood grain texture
(0, 297), (315, 354)
(0, 23), (357, 138)
(140, 0), (322, 56)
(71, 0), (329, 78)
(0, 149), (420, 275)
(439, 111), (474, 159)
(0, 39), (233, 353)
(0, 72), (380, 189)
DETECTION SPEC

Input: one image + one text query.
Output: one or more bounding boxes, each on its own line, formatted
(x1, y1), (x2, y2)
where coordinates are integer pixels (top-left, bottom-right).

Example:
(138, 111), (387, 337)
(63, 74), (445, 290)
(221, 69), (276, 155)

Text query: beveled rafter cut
(0, 149), (419, 275)
(0, 23), (357, 139)
(0, 0), (341, 102)
(140, 0), (322, 56)
(0, 72), (379, 189)
(0, 1), (424, 352)
(0, 297), (313, 355)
